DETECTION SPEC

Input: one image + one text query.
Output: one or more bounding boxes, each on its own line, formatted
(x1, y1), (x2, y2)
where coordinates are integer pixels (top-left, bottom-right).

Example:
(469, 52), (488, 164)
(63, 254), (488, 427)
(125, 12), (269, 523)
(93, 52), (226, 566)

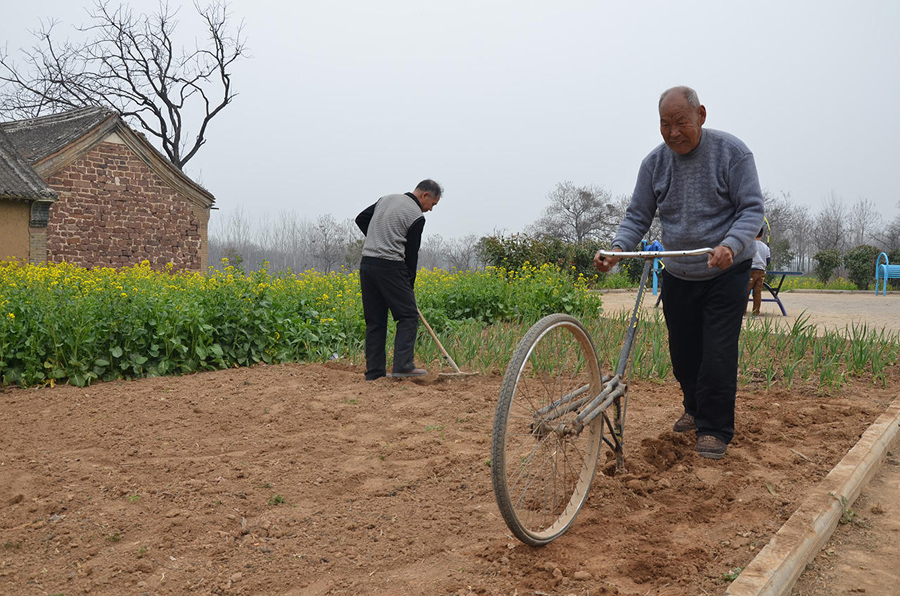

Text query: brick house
(0, 107), (214, 270)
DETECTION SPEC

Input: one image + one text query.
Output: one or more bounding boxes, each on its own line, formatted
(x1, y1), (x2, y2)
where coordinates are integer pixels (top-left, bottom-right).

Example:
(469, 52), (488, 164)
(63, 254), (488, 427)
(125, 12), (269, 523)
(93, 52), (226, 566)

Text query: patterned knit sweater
(613, 128), (765, 281)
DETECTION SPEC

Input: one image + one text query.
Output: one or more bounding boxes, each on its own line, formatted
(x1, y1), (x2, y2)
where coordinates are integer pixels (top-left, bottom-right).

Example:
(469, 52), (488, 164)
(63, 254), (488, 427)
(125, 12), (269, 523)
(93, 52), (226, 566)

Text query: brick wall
(44, 140), (209, 270)
(29, 227), (47, 264)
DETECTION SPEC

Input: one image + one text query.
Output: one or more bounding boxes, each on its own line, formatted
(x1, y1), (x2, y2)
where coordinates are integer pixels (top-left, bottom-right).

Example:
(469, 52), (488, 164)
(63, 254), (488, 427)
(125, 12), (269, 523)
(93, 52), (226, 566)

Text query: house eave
(32, 116), (215, 210)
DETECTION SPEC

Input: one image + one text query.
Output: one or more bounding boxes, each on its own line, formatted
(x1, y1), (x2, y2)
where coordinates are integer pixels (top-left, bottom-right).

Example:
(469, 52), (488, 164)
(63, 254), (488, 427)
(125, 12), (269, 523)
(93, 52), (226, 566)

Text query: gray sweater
(356, 193), (425, 284)
(613, 128), (765, 280)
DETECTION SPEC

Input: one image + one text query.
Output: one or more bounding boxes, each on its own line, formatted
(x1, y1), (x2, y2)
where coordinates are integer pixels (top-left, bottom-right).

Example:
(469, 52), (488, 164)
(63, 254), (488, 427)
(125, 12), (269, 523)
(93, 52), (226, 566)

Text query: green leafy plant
(842, 244), (879, 290)
(722, 567), (744, 582)
(813, 249), (842, 285)
(832, 493), (866, 527)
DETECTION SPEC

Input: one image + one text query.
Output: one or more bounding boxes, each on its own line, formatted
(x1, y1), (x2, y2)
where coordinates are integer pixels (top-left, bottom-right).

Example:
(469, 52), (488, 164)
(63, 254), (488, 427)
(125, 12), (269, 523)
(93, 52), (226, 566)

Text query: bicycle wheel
(491, 313), (604, 545)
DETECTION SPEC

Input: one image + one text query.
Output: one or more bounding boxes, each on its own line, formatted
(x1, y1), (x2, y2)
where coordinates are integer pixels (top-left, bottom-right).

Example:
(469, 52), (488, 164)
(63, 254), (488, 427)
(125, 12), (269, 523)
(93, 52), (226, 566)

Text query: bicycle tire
(491, 313), (604, 545)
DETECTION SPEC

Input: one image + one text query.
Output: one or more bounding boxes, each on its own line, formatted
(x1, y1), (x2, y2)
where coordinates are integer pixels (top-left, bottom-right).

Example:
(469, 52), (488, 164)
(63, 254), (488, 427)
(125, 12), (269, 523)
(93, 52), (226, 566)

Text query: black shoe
(389, 368), (428, 378)
(672, 412), (696, 433)
(696, 435), (727, 459)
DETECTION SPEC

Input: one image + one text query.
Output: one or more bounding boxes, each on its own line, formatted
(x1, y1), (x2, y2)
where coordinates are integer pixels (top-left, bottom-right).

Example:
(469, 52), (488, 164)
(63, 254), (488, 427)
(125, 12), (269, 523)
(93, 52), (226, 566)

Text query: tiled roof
(0, 126), (57, 201)
(0, 107), (115, 164)
(1, 106), (213, 208)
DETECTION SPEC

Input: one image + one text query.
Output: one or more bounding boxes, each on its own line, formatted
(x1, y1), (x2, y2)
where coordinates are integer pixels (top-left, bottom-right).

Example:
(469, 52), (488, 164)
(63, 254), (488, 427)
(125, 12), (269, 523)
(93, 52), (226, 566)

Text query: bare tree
(789, 204), (814, 271)
(254, 211), (275, 265)
(847, 197), (882, 247)
(763, 190), (802, 269)
(875, 202), (900, 253)
(309, 214), (354, 273)
(208, 206), (265, 270)
(215, 205), (252, 251)
(341, 219), (364, 271)
(611, 193), (663, 246)
(527, 181), (617, 243)
(0, 0), (246, 170)
(446, 234), (482, 271)
(419, 233), (447, 271)
(812, 193), (849, 253)
(269, 211), (310, 272)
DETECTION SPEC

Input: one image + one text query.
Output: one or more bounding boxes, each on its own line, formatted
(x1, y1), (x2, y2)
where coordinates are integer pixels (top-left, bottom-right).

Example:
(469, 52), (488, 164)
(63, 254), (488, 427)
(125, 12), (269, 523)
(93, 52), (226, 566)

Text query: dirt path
(790, 451), (900, 595)
(599, 289), (900, 336)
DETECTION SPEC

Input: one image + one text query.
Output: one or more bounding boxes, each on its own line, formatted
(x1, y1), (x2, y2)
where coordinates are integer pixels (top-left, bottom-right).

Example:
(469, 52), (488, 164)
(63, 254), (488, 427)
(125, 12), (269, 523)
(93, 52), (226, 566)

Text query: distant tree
(847, 198), (882, 247)
(210, 206), (259, 269)
(812, 194), (848, 253)
(788, 204), (815, 272)
(309, 214), (353, 273)
(528, 182), (617, 244)
(0, 0), (247, 170)
(446, 234), (482, 271)
(270, 211), (312, 272)
(342, 220), (364, 270)
(419, 234), (447, 271)
(762, 191), (798, 270)
(609, 193), (662, 246)
(874, 202), (900, 253)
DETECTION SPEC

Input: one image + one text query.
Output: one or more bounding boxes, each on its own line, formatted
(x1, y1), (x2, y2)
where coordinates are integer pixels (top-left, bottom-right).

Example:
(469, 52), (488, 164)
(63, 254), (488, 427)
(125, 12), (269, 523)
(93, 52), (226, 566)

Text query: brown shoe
(696, 434), (727, 459)
(672, 412), (696, 433)
(390, 368), (428, 378)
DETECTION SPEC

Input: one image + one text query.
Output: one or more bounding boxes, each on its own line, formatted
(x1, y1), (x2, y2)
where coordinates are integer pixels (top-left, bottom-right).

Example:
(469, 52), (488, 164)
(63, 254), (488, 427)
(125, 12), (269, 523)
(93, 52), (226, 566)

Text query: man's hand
(594, 247), (622, 272)
(707, 245), (734, 269)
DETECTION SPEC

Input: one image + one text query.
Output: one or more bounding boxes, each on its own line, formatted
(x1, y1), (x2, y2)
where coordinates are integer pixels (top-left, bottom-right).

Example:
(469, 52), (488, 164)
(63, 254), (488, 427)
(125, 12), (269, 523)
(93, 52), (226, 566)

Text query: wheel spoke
(491, 314), (604, 545)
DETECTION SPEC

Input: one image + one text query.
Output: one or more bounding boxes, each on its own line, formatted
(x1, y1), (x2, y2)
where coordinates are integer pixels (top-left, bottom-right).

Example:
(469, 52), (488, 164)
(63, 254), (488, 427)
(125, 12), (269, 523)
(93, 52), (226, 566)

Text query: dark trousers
(359, 266), (419, 380)
(661, 261), (750, 443)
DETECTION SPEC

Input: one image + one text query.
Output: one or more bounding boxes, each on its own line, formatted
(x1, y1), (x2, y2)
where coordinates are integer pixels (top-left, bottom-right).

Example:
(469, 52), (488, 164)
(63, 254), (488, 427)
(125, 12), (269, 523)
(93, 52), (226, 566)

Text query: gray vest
(361, 194), (423, 262)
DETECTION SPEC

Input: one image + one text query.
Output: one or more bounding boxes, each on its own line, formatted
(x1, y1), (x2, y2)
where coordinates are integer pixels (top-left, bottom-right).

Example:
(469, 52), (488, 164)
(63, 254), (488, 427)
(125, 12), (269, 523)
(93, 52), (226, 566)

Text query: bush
(813, 249), (842, 285)
(619, 257), (646, 284)
(843, 245), (880, 290)
(477, 233), (603, 283)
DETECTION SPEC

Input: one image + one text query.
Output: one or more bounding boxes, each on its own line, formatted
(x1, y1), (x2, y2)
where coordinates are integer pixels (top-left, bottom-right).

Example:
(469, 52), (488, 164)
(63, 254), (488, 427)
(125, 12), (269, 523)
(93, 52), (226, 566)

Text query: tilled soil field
(1, 359), (896, 596)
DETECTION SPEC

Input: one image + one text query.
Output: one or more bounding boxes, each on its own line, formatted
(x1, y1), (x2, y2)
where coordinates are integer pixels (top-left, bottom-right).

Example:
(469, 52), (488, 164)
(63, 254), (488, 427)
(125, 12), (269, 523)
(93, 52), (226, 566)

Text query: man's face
(420, 192), (440, 213)
(659, 92), (706, 155)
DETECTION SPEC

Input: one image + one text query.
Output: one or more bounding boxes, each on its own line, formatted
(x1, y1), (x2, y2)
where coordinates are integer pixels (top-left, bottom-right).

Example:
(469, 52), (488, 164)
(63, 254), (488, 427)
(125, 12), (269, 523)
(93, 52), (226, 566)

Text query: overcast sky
(4, 1), (899, 241)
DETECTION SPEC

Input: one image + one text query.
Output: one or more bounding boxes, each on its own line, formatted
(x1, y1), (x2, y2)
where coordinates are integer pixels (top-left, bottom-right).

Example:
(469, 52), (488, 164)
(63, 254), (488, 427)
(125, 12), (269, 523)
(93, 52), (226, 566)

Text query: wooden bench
(875, 252), (900, 295)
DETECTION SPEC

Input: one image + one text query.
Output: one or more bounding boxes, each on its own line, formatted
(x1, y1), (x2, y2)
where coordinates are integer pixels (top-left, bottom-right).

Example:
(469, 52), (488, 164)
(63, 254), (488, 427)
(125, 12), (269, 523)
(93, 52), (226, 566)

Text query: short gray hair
(659, 86), (701, 109)
(415, 179), (443, 198)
